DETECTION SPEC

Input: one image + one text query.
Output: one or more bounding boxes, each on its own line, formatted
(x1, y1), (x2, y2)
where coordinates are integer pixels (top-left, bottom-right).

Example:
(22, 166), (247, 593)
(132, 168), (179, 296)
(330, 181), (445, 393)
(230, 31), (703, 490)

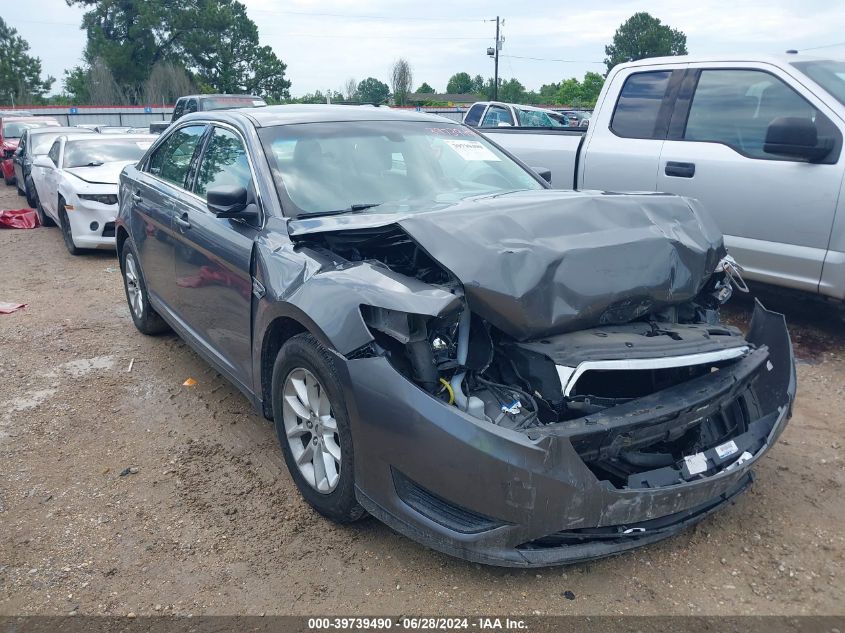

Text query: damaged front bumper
(338, 301), (795, 567)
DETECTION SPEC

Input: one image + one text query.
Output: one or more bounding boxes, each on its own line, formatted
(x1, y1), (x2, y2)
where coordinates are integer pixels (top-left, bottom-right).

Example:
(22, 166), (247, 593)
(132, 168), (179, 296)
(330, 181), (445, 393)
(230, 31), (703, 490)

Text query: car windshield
(793, 60), (845, 107)
(64, 138), (154, 167)
(516, 108), (567, 127)
(3, 120), (49, 138)
(259, 120), (543, 216)
(204, 97), (266, 111)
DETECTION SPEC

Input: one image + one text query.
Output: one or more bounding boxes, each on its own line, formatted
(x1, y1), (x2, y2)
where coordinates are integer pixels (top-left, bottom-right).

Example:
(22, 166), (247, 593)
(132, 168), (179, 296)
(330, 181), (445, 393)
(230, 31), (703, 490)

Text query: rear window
(202, 97), (266, 111)
(610, 71), (672, 139)
(464, 104), (485, 127)
(3, 120), (50, 138)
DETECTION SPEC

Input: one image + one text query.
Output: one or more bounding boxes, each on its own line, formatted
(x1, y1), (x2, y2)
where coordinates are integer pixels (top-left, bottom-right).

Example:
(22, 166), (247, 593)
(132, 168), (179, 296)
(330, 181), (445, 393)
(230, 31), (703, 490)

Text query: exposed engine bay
(288, 191), (783, 492)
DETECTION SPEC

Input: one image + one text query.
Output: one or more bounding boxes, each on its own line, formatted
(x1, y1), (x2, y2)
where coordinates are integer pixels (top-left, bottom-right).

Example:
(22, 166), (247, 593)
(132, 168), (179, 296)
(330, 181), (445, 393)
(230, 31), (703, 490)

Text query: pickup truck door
(171, 124), (258, 390)
(580, 67), (685, 192)
(656, 64), (844, 293)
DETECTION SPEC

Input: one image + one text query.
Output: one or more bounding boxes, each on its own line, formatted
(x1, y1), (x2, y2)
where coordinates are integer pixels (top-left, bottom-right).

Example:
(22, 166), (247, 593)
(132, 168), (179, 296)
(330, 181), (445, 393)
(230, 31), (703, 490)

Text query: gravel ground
(0, 184), (843, 616)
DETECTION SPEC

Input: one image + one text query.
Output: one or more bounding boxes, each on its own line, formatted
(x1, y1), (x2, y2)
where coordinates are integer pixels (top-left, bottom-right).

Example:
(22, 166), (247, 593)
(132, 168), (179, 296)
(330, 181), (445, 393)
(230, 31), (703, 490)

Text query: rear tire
(58, 201), (83, 256)
(272, 333), (365, 524)
(120, 242), (170, 335)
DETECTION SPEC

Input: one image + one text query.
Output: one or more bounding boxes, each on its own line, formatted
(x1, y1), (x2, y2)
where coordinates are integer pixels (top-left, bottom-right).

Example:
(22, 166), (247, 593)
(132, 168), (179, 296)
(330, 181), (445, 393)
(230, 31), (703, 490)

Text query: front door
(172, 125), (258, 390)
(657, 66), (843, 292)
(130, 124), (208, 312)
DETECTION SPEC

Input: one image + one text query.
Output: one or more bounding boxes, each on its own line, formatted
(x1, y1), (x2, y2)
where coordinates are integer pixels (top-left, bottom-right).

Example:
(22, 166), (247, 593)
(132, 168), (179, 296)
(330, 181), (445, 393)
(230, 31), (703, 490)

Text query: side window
(464, 104), (485, 127)
(481, 105), (515, 127)
(146, 125), (206, 188)
(186, 99), (198, 114)
(47, 140), (60, 165)
(172, 99), (185, 121)
(17, 133), (26, 155)
(683, 69), (833, 160)
(193, 127), (252, 198)
(611, 71), (672, 139)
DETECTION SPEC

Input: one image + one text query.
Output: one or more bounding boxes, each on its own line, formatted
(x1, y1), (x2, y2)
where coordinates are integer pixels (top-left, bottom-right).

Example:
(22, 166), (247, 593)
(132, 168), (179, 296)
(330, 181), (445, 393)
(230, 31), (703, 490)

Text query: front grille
(102, 222), (116, 238)
(392, 468), (505, 534)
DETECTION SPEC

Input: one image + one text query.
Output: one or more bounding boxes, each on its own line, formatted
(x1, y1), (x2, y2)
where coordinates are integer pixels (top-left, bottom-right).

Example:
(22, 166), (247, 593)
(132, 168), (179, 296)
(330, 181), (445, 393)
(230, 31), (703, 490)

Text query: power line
(500, 54), (604, 64)
(249, 9), (485, 22)
(799, 41), (845, 51)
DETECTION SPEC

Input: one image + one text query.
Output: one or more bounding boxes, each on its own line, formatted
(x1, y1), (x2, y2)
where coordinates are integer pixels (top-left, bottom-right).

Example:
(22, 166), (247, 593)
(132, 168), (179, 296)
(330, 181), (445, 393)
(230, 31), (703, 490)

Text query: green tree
(471, 74), (485, 94)
(0, 17), (54, 104)
(604, 12), (687, 73)
(446, 72), (473, 94)
(356, 77), (390, 104)
(498, 78), (526, 103)
(67, 0), (290, 102)
(580, 71), (605, 105)
(415, 82), (435, 94)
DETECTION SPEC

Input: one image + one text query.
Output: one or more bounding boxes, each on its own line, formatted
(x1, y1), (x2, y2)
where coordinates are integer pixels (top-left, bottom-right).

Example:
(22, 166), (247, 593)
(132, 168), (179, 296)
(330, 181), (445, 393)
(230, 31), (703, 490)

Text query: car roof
(180, 94), (264, 100)
(179, 104), (452, 128)
(63, 133), (156, 142)
(617, 52), (844, 69)
(29, 126), (91, 136)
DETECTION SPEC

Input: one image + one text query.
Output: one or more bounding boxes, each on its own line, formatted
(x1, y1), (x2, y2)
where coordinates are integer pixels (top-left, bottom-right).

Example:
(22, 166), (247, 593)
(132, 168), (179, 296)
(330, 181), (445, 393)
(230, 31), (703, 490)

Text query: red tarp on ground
(0, 208), (38, 229)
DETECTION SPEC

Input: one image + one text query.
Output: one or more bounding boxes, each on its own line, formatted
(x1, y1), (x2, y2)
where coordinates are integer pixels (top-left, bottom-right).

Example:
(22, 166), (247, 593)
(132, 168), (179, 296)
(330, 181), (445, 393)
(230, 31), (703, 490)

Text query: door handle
(131, 191), (142, 203)
(665, 161), (696, 178)
(174, 213), (192, 231)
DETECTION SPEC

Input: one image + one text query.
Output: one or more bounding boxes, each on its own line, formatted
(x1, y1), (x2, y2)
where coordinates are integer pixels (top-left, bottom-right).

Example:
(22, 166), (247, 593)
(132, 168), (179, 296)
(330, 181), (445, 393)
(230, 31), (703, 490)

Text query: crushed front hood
(65, 161), (132, 185)
(288, 190), (726, 340)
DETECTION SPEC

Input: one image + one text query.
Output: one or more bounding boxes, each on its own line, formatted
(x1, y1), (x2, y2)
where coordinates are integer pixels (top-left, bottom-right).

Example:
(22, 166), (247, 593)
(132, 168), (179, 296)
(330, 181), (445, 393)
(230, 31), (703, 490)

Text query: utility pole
(494, 16), (500, 100)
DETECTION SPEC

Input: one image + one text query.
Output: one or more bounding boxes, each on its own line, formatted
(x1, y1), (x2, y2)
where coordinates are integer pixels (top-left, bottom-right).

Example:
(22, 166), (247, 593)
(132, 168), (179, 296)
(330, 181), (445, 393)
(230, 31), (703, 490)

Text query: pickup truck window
(465, 104), (485, 127)
(173, 99), (185, 121)
(610, 71), (671, 139)
(481, 105), (515, 128)
(684, 69), (828, 160)
(194, 127), (252, 198)
(146, 124), (206, 188)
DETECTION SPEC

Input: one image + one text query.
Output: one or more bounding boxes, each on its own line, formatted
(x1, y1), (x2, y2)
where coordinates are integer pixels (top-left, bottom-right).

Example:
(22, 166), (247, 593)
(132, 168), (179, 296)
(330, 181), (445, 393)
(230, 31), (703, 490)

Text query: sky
(4, 0), (845, 97)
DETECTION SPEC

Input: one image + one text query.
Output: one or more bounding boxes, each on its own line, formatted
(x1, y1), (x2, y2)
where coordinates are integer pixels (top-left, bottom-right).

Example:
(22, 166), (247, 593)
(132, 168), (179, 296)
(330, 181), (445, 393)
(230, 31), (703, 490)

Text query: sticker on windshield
(443, 139), (500, 161)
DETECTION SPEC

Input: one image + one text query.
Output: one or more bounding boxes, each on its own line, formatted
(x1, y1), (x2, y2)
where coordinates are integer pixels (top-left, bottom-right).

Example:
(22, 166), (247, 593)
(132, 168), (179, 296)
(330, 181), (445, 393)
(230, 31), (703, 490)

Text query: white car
(31, 134), (156, 254)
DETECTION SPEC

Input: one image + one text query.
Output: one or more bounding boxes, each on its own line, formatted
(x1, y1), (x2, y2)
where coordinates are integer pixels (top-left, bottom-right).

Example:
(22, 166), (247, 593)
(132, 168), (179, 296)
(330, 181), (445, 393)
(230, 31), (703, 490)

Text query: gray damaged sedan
(116, 105), (795, 567)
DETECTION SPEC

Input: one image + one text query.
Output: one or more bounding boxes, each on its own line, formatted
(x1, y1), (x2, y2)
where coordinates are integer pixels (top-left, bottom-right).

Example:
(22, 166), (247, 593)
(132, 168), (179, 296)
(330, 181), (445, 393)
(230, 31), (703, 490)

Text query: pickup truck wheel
(272, 333), (365, 524)
(121, 244), (170, 335)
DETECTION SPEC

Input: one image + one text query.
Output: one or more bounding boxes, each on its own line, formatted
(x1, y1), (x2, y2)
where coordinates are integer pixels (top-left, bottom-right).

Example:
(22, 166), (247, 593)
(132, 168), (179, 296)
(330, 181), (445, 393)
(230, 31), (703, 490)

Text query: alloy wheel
(282, 367), (341, 493)
(124, 252), (144, 319)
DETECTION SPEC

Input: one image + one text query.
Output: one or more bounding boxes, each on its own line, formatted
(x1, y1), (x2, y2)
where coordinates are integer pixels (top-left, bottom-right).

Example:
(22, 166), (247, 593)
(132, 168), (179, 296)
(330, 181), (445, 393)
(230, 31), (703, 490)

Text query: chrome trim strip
(556, 346), (750, 397)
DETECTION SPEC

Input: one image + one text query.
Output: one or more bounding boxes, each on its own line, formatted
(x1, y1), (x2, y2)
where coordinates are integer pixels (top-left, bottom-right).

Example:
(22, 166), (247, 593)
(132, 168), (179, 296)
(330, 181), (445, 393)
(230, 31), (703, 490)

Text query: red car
(1, 116), (59, 185)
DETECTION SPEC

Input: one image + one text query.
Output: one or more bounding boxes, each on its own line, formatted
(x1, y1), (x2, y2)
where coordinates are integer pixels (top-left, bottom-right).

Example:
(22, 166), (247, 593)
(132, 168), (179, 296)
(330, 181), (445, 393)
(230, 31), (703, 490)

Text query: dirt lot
(1, 183), (843, 617)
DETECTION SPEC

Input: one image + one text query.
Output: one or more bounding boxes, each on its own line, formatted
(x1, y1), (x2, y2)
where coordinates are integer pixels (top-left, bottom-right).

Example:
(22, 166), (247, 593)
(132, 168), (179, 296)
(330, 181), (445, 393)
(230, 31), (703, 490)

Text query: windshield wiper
(75, 161), (104, 167)
(294, 203), (381, 219)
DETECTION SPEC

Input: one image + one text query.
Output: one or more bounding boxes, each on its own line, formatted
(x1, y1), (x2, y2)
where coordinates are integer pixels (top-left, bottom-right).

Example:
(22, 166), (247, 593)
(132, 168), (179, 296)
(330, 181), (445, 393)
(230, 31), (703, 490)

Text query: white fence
(4, 106), (173, 127)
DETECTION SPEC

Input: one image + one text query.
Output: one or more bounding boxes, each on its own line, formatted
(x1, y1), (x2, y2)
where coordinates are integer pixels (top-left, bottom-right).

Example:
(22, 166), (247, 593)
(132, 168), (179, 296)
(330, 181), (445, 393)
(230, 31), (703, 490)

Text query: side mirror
(207, 185), (249, 218)
(32, 155), (52, 168)
(531, 166), (552, 184)
(764, 117), (833, 162)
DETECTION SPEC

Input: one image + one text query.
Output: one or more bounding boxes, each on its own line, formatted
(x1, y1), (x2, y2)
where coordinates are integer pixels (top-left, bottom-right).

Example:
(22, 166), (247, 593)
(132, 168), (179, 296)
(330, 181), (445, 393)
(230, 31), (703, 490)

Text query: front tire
(33, 187), (54, 227)
(120, 242), (170, 335)
(58, 201), (83, 256)
(272, 333), (365, 523)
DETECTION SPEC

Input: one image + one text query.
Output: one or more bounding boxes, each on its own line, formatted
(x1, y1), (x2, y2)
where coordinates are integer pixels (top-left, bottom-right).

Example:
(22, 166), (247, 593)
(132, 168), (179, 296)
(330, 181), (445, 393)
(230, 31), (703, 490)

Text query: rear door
(34, 140), (62, 219)
(172, 124), (259, 389)
(656, 64), (844, 292)
(129, 123), (208, 312)
(581, 66), (685, 192)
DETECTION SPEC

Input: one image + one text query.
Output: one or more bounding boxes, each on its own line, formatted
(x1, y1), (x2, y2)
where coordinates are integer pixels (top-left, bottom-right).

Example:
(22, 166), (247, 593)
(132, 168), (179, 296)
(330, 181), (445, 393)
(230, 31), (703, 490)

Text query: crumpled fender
(252, 234), (460, 357)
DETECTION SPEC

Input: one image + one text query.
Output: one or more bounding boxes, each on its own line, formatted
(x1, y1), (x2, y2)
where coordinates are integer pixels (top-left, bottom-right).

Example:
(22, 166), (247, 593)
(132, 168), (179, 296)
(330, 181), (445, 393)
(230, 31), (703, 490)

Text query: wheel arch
(258, 313), (309, 419)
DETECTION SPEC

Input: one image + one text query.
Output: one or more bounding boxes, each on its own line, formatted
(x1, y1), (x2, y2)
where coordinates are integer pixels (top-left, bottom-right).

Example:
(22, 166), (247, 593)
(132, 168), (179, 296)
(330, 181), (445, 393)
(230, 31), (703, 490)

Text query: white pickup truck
(478, 53), (845, 304)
